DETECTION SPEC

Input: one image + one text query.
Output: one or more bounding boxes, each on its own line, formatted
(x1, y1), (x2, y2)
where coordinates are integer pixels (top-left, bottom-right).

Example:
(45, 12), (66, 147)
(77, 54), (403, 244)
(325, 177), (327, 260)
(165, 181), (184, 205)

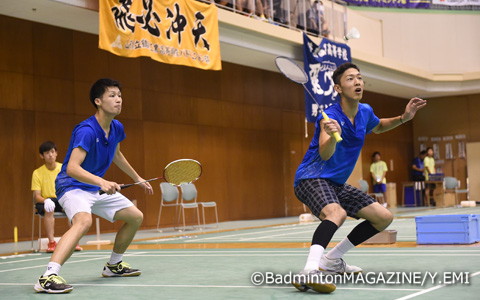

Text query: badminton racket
(99, 159), (202, 195)
(274, 56), (342, 142)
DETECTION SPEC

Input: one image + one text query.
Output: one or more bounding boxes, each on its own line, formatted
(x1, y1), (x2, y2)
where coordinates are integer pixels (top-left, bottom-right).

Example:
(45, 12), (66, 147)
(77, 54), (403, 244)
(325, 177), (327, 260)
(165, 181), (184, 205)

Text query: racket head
(274, 56), (308, 84)
(163, 159), (202, 186)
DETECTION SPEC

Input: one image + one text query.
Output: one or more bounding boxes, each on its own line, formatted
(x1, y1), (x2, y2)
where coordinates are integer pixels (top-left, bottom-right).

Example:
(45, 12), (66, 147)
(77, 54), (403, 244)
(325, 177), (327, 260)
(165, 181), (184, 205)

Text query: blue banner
(343, 0), (430, 8)
(303, 34), (351, 123)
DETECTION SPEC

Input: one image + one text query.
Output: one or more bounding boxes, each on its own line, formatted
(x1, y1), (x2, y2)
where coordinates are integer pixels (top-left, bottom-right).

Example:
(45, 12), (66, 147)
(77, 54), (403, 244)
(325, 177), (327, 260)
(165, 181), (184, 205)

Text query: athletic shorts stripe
(294, 178), (376, 218)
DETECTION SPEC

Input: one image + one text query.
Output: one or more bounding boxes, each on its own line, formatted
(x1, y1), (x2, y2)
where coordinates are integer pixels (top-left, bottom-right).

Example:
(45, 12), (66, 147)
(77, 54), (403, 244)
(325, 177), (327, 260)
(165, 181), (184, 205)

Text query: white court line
(185, 226), (312, 242)
(0, 282), (423, 291)
(0, 251), (141, 266)
(0, 252), (147, 273)
(0, 253), (41, 260)
(0, 256), (51, 266)
(188, 221), (365, 243)
(0, 256), (109, 273)
(394, 270), (480, 300)
(86, 253), (480, 257)
(239, 230), (313, 241)
(5, 252), (479, 264)
(107, 249), (480, 254)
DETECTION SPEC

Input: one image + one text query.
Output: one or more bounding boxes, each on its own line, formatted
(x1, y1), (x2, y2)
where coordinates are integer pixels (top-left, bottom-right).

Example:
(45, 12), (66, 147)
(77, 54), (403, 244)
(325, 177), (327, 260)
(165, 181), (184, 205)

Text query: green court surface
(0, 248), (479, 299)
(1, 206), (479, 299)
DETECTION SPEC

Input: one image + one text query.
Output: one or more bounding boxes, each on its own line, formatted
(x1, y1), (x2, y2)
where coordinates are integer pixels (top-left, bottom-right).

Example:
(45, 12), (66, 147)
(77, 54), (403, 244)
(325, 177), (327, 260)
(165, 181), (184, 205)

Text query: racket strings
(164, 160), (202, 186)
(275, 57), (308, 84)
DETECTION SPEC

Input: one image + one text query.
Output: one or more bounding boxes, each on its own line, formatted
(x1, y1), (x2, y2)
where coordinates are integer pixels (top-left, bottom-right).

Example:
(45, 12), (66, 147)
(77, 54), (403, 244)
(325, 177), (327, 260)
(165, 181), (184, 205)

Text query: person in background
(370, 151), (388, 207)
(32, 141), (82, 253)
(412, 150), (426, 182)
(423, 147), (436, 206)
(412, 150), (427, 205)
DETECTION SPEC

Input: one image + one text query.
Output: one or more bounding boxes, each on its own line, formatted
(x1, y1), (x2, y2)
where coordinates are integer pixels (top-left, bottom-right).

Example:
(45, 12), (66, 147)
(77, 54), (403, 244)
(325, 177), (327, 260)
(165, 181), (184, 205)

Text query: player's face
(97, 87), (122, 116)
(40, 148), (57, 164)
(336, 68), (364, 102)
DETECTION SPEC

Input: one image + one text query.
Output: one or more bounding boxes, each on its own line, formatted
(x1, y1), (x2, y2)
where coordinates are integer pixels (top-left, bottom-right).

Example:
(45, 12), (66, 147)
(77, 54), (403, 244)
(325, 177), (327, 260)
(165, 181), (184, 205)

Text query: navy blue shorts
(294, 179), (376, 219)
(35, 198), (63, 216)
(373, 183), (387, 193)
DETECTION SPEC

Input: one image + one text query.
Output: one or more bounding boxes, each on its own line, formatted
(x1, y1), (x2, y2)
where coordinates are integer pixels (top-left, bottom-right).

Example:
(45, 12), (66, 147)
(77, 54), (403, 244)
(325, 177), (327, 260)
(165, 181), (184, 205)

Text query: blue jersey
(294, 103), (380, 186)
(56, 116), (126, 198)
(412, 157), (424, 177)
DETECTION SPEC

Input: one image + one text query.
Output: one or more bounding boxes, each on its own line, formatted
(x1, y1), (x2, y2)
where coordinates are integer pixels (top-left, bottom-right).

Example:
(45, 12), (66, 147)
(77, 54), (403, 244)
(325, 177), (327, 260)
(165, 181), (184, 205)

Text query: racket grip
(321, 112), (343, 142)
(98, 185), (128, 195)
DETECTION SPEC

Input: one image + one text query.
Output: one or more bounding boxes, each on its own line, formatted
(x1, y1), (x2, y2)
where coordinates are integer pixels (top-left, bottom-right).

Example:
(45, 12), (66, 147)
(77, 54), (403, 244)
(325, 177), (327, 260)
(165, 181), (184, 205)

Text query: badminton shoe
(292, 269), (336, 294)
(319, 255), (363, 274)
(46, 241), (56, 253)
(102, 261), (141, 277)
(74, 244), (83, 251)
(34, 274), (73, 294)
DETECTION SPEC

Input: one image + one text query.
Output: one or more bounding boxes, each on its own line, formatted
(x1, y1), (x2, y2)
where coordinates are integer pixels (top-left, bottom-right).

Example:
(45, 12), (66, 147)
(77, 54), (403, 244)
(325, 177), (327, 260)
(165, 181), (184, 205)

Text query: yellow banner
(99, 0), (221, 70)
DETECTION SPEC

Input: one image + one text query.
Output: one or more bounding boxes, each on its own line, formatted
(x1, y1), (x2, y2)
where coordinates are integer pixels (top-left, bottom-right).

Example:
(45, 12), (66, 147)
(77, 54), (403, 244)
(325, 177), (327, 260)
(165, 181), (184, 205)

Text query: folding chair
(188, 183), (219, 228)
(444, 176), (469, 205)
(31, 200), (68, 252)
(156, 182), (181, 231)
(179, 183), (201, 231)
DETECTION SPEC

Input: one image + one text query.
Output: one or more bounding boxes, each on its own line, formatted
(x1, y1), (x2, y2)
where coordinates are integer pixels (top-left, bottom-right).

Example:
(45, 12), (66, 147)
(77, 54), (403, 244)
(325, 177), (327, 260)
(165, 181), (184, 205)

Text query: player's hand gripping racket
(99, 159), (202, 195)
(274, 56), (342, 142)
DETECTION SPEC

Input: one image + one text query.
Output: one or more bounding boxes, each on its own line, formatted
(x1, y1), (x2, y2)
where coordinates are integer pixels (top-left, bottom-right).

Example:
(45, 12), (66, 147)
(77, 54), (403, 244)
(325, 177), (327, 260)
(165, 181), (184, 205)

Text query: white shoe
(382, 203), (388, 208)
(319, 255), (362, 274)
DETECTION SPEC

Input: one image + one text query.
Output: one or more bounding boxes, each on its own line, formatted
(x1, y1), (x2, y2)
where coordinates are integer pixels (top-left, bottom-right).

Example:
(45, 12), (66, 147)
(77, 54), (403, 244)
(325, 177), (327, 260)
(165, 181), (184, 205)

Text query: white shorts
(59, 189), (134, 223)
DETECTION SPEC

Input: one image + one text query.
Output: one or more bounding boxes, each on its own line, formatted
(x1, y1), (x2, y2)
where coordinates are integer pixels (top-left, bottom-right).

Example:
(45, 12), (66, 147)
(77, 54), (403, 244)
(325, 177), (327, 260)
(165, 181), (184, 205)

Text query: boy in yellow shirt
(32, 141), (82, 252)
(423, 147), (436, 205)
(370, 151), (388, 207)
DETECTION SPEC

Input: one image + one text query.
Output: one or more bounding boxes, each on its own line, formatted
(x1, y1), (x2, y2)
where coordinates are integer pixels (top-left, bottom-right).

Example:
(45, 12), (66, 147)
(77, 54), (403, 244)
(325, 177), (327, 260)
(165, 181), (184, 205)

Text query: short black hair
(89, 78), (122, 109)
(372, 151), (381, 159)
(332, 62), (360, 85)
(420, 150), (427, 155)
(426, 147), (433, 152)
(39, 141), (56, 155)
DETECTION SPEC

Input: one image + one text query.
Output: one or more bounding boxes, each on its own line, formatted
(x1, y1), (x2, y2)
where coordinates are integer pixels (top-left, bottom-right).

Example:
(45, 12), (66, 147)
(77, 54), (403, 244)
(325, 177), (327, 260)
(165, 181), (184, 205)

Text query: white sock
(325, 238), (355, 259)
(43, 262), (61, 276)
(108, 252), (123, 265)
(303, 244), (325, 271)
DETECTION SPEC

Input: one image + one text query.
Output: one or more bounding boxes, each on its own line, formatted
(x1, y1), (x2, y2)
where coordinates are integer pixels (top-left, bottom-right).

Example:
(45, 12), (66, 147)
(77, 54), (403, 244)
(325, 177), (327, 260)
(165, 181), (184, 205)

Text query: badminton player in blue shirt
(34, 78), (154, 294)
(293, 63), (426, 293)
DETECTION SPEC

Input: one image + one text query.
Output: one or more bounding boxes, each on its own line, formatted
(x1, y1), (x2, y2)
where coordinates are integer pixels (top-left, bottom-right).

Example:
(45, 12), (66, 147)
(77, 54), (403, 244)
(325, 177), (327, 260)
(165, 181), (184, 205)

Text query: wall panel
(0, 15), (433, 242)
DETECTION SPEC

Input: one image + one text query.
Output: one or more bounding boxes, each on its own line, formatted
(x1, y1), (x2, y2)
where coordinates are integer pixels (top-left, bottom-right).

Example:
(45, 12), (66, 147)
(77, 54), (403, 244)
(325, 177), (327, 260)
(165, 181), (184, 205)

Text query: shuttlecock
(344, 27), (360, 41)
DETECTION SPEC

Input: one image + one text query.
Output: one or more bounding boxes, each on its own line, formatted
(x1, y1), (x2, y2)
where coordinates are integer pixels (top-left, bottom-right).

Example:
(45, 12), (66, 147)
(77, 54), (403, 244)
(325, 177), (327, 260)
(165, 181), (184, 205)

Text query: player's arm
(412, 162), (423, 172)
(113, 144), (153, 194)
(33, 190), (45, 203)
(372, 97), (427, 134)
(319, 118), (342, 160)
(67, 147), (120, 195)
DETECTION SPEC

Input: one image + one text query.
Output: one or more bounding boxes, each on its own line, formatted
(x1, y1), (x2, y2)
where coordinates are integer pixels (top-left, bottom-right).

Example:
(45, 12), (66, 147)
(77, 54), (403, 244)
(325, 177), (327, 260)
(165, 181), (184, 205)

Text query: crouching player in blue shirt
(35, 79), (154, 293)
(292, 63), (426, 293)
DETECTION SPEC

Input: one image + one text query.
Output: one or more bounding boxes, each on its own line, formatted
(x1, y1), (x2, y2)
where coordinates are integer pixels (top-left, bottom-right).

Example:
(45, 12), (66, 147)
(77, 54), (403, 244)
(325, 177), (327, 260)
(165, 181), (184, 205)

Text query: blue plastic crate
(415, 214), (479, 244)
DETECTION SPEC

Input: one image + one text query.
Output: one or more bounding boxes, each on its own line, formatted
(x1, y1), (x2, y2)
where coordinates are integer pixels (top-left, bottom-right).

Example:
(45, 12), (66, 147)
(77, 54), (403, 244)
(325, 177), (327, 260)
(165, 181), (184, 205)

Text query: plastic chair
(156, 182), (181, 231)
(185, 183), (219, 228)
(31, 199), (68, 252)
(358, 179), (385, 205)
(444, 176), (469, 205)
(179, 183), (201, 231)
